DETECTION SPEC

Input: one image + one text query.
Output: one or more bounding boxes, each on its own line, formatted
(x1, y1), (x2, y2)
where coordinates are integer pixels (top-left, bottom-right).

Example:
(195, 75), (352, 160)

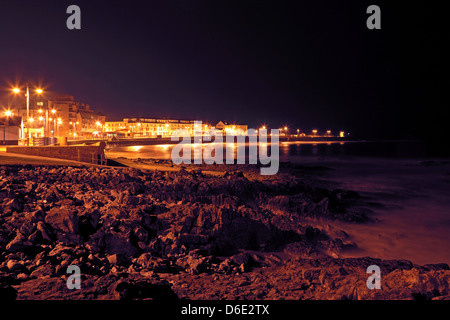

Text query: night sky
(0, 1), (445, 144)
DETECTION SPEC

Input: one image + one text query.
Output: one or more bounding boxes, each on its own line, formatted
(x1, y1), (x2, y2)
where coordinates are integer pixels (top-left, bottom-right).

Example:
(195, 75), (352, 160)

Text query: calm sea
(106, 140), (433, 162)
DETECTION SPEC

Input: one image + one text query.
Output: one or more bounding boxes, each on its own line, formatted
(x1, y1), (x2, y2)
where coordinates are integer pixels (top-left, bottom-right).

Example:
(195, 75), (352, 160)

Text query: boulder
(107, 254), (130, 267)
(44, 206), (79, 234)
(104, 230), (139, 256)
(135, 253), (170, 272)
(6, 234), (32, 252)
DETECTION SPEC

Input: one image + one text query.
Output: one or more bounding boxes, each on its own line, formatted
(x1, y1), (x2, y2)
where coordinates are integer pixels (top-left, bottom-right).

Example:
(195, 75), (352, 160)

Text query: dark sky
(0, 0), (445, 141)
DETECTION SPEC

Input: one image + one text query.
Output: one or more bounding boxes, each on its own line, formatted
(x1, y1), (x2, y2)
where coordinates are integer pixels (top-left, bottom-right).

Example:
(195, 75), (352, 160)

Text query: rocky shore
(0, 164), (449, 300)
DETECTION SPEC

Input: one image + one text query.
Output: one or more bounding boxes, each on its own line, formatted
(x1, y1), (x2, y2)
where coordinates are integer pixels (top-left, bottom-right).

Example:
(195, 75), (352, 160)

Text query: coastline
(1, 152), (449, 300)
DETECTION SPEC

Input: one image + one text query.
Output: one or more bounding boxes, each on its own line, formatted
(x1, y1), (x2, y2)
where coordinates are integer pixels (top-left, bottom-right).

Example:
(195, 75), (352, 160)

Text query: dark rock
(107, 254), (130, 267)
(104, 230), (139, 256)
(135, 253), (170, 272)
(230, 252), (252, 267)
(44, 206), (79, 234)
(105, 274), (178, 300)
(6, 234), (32, 252)
(6, 260), (23, 271)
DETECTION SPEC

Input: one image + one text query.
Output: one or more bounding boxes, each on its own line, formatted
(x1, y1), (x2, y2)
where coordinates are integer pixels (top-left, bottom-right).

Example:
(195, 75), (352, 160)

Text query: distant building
(0, 115), (21, 145)
(214, 121), (247, 135)
(105, 117), (205, 137)
(8, 94), (105, 139)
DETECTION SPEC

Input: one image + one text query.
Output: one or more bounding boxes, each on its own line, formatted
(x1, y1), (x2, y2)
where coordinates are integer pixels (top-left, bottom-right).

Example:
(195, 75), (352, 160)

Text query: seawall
(6, 142), (107, 165)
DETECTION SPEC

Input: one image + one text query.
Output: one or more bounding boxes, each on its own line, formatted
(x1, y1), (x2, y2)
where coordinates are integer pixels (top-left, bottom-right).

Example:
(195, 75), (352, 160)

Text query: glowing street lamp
(12, 84), (45, 144)
(312, 129), (318, 135)
(4, 110), (12, 117)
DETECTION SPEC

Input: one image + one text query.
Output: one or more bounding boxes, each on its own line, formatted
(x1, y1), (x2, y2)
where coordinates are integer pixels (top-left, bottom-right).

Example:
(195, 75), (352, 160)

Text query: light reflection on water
(108, 141), (351, 161)
(107, 140), (430, 161)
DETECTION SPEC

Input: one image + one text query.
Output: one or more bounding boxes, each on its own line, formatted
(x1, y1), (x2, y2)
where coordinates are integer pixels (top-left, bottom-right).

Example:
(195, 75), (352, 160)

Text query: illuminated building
(105, 118), (205, 137)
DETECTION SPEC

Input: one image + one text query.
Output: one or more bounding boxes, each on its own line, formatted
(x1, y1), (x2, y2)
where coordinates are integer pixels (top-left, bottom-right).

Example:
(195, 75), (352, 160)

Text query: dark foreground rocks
(0, 164), (449, 300)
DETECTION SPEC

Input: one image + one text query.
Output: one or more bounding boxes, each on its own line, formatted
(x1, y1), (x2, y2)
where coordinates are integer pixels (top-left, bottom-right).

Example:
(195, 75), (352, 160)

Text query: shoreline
(0, 152), (450, 300)
(0, 154), (449, 299)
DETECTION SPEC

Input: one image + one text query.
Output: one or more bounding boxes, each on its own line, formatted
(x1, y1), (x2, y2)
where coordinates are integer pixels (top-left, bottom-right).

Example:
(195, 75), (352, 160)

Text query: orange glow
(339, 131), (345, 138)
(35, 89), (43, 94)
(4, 110), (12, 117)
(12, 88), (20, 94)
(51, 109), (56, 114)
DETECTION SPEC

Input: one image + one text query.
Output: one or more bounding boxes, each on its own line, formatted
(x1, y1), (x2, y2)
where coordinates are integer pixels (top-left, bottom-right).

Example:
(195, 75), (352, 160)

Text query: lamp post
(12, 85), (44, 145)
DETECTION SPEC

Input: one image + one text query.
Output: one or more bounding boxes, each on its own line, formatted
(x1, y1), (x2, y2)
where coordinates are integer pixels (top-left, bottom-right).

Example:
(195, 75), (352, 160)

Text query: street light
(4, 110), (12, 117)
(11, 84), (44, 144)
